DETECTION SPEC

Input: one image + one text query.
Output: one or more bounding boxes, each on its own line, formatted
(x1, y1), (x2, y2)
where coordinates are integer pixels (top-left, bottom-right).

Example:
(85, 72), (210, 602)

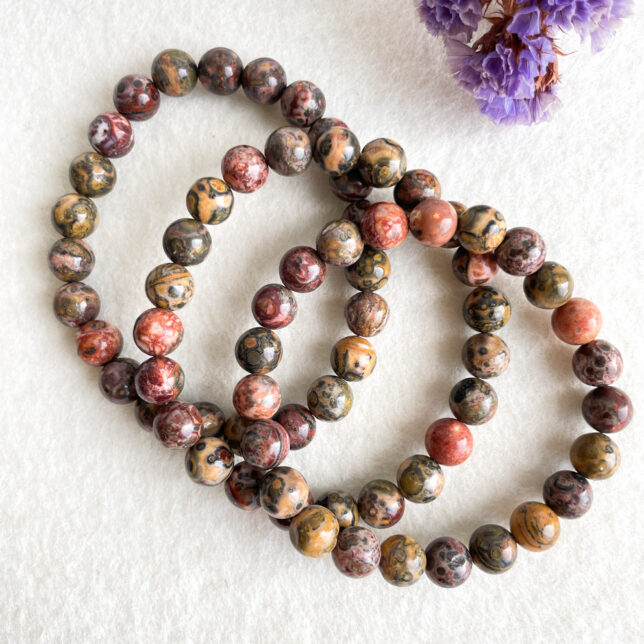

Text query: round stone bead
(495, 227), (546, 276)
(113, 74), (160, 121)
(280, 80), (326, 127)
(329, 169), (373, 201)
(358, 138), (406, 188)
(379, 535), (426, 587)
(409, 198), (458, 247)
(264, 127), (312, 176)
(252, 283), (297, 329)
(552, 297), (602, 345)
(48, 238), (94, 282)
(344, 247), (390, 292)
(449, 378), (498, 425)
(151, 48), (197, 96)
(332, 526), (381, 578)
(582, 386), (633, 433)
(153, 401), (202, 449)
(232, 374), (281, 420)
(316, 219), (364, 267)
(342, 199), (371, 226)
(145, 263), (194, 310)
(69, 152), (115, 198)
(570, 432), (621, 479)
(306, 376), (353, 421)
(469, 524), (517, 574)
(458, 205), (507, 253)
(289, 505), (339, 558)
(542, 470), (593, 519)
(135, 356), (184, 404)
(185, 436), (233, 485)
(186, 177), (234, 226)
(193, 401), (225, 438)
(309, 117), (349, 158)
(572, 340), (623, 386)
(394, 169), (441, 211)
(361, 202), (408, 250)
(219, 413), (251, 455)
(198, 47), (242, 95)
(425, 537), (472, 588)
(345, 292), (389, 337)
(452, 249), (498, 287)
(221, 145), (268, 194)
(442, 200), (466, 248)
(425, 418), (473, 466)
(133, 308), (184, 356)
(331, 336), (376, 381)
(241, 57), (287, 104)
(510, 502), (560, 552)
(279, 246), (327, 293)
(134, 399), (158, 431)
(225, 462), (264, 510)
(358, 479), (404, 529)
(99, 357), (139, 404)
(162, 219), (211, 266)
(75, 320), (122, 366)
(463, 286), (511, 333)
(260, 466), (310, 519)
(88, 112), (134, 158)
(51, 194), (98, 239)
(523, 261), (574, 309)
(274, 404), (316, 450)
(240, 419), (290, 470)
(53, 281), (100, 327)
(462, 333), (510, 379)
(315, 127), (360, 176)
(235, 327), (282, 374)
(316, 490), (359, 529)
(269, 491), (314, 530)
(396, 454), (444, 503)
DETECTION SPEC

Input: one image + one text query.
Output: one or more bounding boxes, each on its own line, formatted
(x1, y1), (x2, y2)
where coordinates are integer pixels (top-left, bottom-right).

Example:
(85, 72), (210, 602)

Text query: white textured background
(2, 1), (643, 642)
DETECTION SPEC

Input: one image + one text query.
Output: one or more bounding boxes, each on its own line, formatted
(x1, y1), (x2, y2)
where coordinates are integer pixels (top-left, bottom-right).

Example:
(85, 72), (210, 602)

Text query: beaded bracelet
(48, 46), (633, 589)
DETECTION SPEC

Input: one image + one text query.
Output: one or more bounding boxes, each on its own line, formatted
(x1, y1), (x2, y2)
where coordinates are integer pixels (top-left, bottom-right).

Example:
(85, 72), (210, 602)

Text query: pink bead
(221, 145), (268, 193)
(75, 320), (122, 366)
(133, 308), (184, 356)
(425, 418), (473, 466)
(88, 112), (134, 158)
(551, 297), (602, 345)
(135, 356), (185, 404)
(409, 198), (458, 247)
(233, 374), (282, 420)
(360, 202), (408, 250)
(153, 401), (202, 449)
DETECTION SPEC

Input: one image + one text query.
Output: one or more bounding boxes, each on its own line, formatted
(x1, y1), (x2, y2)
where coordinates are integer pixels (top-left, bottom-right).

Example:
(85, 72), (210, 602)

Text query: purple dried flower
(415, 0), (483, 41)
(508, 5), (542, 38)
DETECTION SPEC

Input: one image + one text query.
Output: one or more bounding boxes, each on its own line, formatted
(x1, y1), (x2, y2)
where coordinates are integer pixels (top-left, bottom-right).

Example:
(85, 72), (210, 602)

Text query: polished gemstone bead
(235, 327), (282, 374)
(241, 57), (287, 104)
(510, 502), (560, 551)
(48, 238), (94, 282)
(113, 74), (160, 121)
(315, 127), (360, 176)
(151, 48), (197, 96)
(260, 466), (310, 519)
(551, 297), (602, 345)
(264, 126), (312, 176)
(542, 470), (593, 519)
(452, 248), (498, 286)
(523, 261), (574, 309)
(232, 374), (281, 420)
(274, 404), (316, 450)
(99, 357), (139, 404)
(152, 400), (202, 449)
(145, 263), (194, 311)
(306, 375), (353, 421)
(572, 340), (623, 387)
(379, 535), (426, 587)
(186, 177), (234, 226)
(280, 80), (326, 127)
(495, 227), (546, 276)
(289, 505), (339, 558)
(469, 525), (517, 574)
(409, 198), (457, 247)
(135, 356), (184, 404)
(279, 246), (327, 293)
(316, 219), (364, 266)
(458, 205), (507, 253)
(361, 202), (408, 250)
(221, 145), (268, 193)
(396, 454), (444, 503)
(330, 336), (376, 381)
(185, 437), (233, 485)
(329, 168), (372, 201)
(198, 47), (242, 95)
(332, 526), (381, 578)
(344, 292), (389, 337)
(424, 418), (473, 466)
(225, 462), (264, 511)
(357, 138), (406, 188)
(240, 419), (290, 470)
(75, 320), (122, 366)
(449, 378), (498, 425)
(162, 218), (211, 266)
(357, 479), (404, 529)
(461, 333), (510, 379)
(53, 281), (100, 327)
(69, 152), (116, 198)
(133, 308), (184, 356)
(252, 283), (297, 329)
(193, 401), (225, 438)
(394, 169), (441, 211)
(582, 386), (633, 433)
(463, 286), (511, 333)
(425, 537), (472, 588)
(570, 432), (621, 479)
(316, 490), (359, 529)
(51, 193), (99, 239)
(88, 112), (134, 158)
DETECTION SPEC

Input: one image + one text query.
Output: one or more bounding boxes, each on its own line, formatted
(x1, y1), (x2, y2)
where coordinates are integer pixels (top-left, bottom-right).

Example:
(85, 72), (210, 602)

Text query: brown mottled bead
(48, 238), (95, 282)
(193, 401), (225, 438)
(357, 138), (406, 188)
(145, 263), (194, 310)
(153, 400), (202, 449)
(316, 490), (359, 529)
(280, 80), (326, 127)
(279, 246), (327, 293)
(260, 466), (310, 519)
(572, 340), (623, 387)
(344, 246), (390, 292)
(463, 286), (511, 333)
(316, 219), (364, 267)
(459, 205), (507, 254)
(495, 227), (546, 276)
(452, 248), (498, 287)
(329, 169), (373, 201)
(235, 327), (282, 374)
(425, 537), (472, 588)
(379, 535), (426, 587)
(306, 375), (353, 421)
(462, 333), (510, 379)
(396, 454), (444, 503)
(134, 399), (158, 431)
(342, 199), (371, 225)
(186, 177), (234, 226)
(162, 218), (211, 266)
(240, 419), (290, 470)
(69, 152), (116, 198)
(274, 404), (316, 450)
(408, 198), (457, 247)
(252, 283), (297, 329)
(542, 470), (593, 519)
(582, 386), (633, 433)
(51, 193), (99, 239)
(358, 479), (404, 529)
(289, 505), (340, 558)
(331, 335), (376, 381)
(225, 462), (264, 511)
(315, 127), (360, 176)
(113, 74), (160, 121)
(510, 502), (560, 551)
(151, 48), (197, 97)
(75, 320), (122, 366)
(185, 437), (233, 485)
(570, 432), (620, 479)
(394, 169), (441, 211)
(198, 47), (243, 95)
(332, 526), (381, 579)
(551, 297), (602, 345)
(264, 126), (312, 176)
(309, 117), (349, 160)
(135, 356), (185, 404)
(345, 292), (389, 337)
(232, 374), (281, 421)
(523, 261), (574, 309)
(361, 202), (408, 250)
(241, 57), (287, 104)
(469, 525), (517, 574)
(99, 358), (139, 404)
(218, 413), (251, 455)
(442, 200), (466, 248)
(53, 281), (100, 327)
(221, 145), (268, 194)
(449, 378), (498, 425)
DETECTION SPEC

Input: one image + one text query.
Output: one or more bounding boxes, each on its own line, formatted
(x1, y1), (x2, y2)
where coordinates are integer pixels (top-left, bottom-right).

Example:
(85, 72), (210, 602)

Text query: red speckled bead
(342, 199), (371, 225)
(225, 462), (265, 511)
(134, 399), (158, 431)
(135, 356), (185, 404)
(113, 74), (160, 121)
(88, 112), (134, 158)
(452, 248), (498, 286)
(361, 202), (408, 250)
(425, 418), (473, 466)
(495, 227), (546, 276)
(75, 320), (123, 367)
(409, 198), (458, 247)
(133, 308), (184, 356)
(152, 401), (202, 449)
(274, 404), (316, 450)
(332, 526), (381, 578)
(99, 357), (139, 404)
(279, 246), (327, 293)
(280, 80), (326, 127)
(252, 283), (298, 329)
(572, 340), (623, 386)
(329, 169), (373, 201)
(394, 169), (441, 211)
(198, 47), (243, 95)
(221, 145), (268, 193)
(551, 298), (602, 345)
(240, 419), (290, 469)
(582, 386), (633, 433)
(233, 374), (282, 420)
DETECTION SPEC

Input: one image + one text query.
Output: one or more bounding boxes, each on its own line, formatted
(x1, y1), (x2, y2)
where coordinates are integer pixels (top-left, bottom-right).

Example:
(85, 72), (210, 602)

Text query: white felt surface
(1, 1), (643, 642)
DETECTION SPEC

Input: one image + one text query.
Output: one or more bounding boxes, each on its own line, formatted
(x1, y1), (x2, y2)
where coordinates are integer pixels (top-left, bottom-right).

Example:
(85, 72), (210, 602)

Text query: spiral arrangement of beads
(48, 46), (633, 588)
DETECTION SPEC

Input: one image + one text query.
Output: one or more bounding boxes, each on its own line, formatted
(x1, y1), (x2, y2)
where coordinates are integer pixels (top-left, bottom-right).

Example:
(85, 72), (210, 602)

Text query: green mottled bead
(469, 524), (517, 574)
(459, 205), (506, 253)
(523, 261), (574, 309)
(463, 286), (511, 333)
(162, 218), (211, 266)
(344, 246), (390, 292)
(235, 327), (282, 374)
(316, 489), (359, 529)
(151, 48), (197, 96)
(51, 193), (99, 238)
(396, 454), (444, 504)
(69, 152), (116, 197)
(307, 375), (353, 421)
